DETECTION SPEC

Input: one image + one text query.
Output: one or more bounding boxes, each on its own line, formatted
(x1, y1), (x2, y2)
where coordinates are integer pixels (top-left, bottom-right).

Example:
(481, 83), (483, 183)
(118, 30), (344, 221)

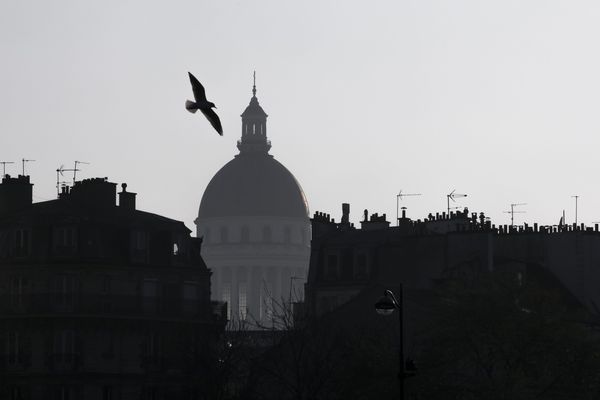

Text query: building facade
(0, 175), (225, 400)
(195, 82), (311, 325)
(306, 204), (600, 317)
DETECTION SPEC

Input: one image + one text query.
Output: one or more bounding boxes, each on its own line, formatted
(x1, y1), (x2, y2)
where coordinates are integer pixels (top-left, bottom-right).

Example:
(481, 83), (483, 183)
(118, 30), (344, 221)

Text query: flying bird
(185, 72), (223, 135)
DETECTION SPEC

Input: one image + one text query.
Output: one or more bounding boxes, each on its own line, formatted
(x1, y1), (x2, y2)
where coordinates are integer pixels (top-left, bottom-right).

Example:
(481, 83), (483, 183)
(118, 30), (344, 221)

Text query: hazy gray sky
(2, 0), (600, 229)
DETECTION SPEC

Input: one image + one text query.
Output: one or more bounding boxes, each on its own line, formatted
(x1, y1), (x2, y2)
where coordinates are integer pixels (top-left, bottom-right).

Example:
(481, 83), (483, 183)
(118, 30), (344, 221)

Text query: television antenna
(447, 189), (467, 215)
(73, 161), (90, 185)
(21, 158), (35, 176)
(396, 190), (422, 226)
(0, 161), (14, 178)
(55, 164), (80, 197)
(572, 195), (580, 225)
(504, 203), (527, 227)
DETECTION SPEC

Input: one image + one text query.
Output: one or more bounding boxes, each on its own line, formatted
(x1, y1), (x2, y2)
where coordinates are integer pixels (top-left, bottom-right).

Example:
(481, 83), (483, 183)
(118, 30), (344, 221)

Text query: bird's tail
(185, 100), (198, 113)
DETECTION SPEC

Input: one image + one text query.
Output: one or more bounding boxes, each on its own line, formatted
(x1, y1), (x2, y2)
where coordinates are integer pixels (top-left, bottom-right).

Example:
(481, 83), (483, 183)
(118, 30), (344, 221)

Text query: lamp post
(375, 287), (405, 400)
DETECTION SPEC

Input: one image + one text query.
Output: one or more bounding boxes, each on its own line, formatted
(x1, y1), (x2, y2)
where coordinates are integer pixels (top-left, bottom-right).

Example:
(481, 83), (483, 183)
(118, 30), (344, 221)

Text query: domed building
(195, 79), (310, 324)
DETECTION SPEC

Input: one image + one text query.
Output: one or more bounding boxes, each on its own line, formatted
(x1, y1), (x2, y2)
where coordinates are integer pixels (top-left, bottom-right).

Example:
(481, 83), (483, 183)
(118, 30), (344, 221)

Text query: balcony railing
(0, 294), (226, 322)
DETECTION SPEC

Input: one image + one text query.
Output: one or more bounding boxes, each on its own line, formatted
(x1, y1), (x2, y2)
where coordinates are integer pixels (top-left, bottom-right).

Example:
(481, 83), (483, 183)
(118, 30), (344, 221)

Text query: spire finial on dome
(252, 70), (256, 97)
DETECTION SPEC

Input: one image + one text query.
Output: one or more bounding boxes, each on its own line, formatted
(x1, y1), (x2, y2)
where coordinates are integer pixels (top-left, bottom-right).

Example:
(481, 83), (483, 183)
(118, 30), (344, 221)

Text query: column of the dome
(251, 265), (263, 323)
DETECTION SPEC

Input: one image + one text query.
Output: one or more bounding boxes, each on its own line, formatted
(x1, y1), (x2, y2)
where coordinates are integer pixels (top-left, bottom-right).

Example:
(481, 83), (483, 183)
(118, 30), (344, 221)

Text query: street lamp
(375, 287), (409, 400)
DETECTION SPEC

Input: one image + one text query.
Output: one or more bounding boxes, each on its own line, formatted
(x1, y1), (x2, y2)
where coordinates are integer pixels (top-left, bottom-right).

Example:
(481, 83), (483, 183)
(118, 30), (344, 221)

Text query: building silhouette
(306, 204), (600, 317)
(195, 80), (310, 325)
(0, 175), (225, 400)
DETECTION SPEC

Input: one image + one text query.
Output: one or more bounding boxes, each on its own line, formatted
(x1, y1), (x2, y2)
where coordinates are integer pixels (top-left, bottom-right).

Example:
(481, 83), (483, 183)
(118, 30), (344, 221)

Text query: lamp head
(375, 294), (396, 316)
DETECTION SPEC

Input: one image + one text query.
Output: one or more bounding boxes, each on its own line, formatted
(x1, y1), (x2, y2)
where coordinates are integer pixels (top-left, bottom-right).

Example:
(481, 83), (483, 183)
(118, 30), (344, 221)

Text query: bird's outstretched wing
(201, 108), (223, 135)
(188, 72), (207, 102)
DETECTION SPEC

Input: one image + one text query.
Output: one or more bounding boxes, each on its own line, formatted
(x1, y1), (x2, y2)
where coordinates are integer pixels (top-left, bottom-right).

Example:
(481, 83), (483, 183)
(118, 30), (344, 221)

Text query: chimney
(341, 203), (350, 224)
(118, 183), (136, 211)
(0, 175), (33, 215)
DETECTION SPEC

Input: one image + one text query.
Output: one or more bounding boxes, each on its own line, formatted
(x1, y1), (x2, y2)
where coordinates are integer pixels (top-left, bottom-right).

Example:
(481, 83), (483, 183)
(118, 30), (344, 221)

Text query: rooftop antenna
(572, 195), (580, 225)
(503, 203), (527, 227)
(21, 158), (35, 176)
(0, 161), (15, 178)
(396, 190), (422, 226)
(73, 161), (89, 185)
(447, 189), (467, 215)
(56, 164), (79, 198)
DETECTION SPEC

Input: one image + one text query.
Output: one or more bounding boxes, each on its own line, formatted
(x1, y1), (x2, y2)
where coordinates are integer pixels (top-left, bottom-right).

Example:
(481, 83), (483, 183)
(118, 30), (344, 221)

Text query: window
(183, 282), (198, 300)
(102, 386), (113, 400)
(142, 279), (158, 297)
(8, 386), (23, 400)
(54, 386), (74, 400)
(53, 227), (77, 257)
(131, 230), (149, 263)
(0, 230), (9, 258)
(54, 330), (75, 364)
(144, 332), (161, 361)
(183, 281), (199, 314)
(220, 227), (229, 243)
(284, 226), (291, 243)
(238, 283), (247, 320)
(15, 229), (30, 257)
(173, 234), (185, 256)
(9, 277), (24, 309)
(101, 275), (111, 295)
(100, 275), (111, 312)
(240, 226), (249, 243)
(6, 331), (19, 365)
(142, 279), (159, 313)
(134, 231), (147, 251)
(143, 387), (158, 400)
(55, 275), (77, 311)
(54, 227), (76, 248)
(355, 253), (368, 279)
(102, 331), (114, 359)
(262, 226), (272, 242)
(325, 254), (339, 279)
(222, 283), (231, 320)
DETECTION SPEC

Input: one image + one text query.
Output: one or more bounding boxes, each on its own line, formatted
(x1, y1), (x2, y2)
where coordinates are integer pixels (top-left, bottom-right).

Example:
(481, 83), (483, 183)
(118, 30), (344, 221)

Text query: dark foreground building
(0, 175), (225, 400)
(306, 204), (600, 317)
(302, 205), (600, 399)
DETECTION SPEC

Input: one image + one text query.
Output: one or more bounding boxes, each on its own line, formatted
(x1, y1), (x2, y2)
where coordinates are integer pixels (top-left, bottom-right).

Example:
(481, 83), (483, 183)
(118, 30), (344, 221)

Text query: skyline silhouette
(2, 1), (600, 231)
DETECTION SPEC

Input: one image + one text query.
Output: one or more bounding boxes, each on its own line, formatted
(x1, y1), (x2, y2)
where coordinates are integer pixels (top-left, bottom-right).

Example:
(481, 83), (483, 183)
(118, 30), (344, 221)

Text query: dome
(198, 152), (309, 219)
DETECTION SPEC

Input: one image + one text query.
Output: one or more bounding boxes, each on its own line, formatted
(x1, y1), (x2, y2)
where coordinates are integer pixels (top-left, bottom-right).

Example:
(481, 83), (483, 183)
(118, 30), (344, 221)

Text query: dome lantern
(238, 71), (271, 154)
